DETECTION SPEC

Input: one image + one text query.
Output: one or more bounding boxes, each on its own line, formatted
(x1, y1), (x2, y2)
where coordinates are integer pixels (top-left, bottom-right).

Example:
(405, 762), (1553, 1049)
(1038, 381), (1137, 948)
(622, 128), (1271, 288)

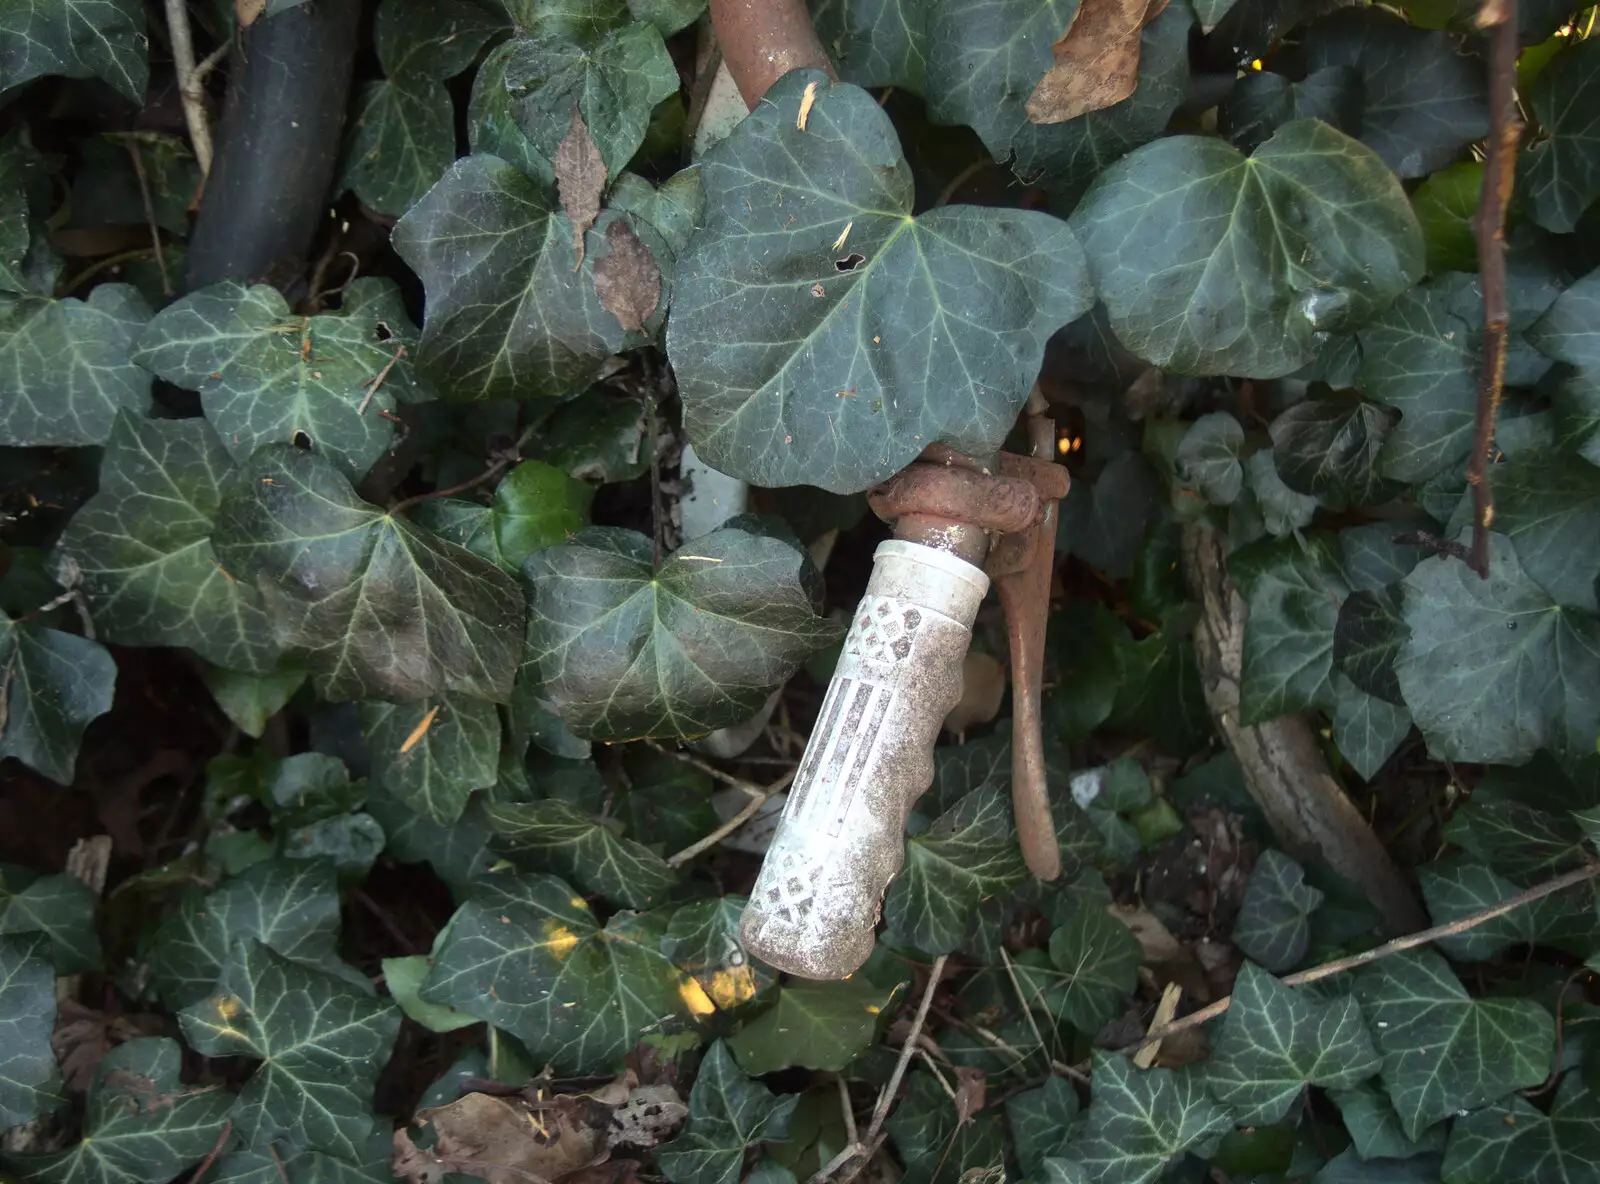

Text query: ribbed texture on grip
(739, 541), (989, 979)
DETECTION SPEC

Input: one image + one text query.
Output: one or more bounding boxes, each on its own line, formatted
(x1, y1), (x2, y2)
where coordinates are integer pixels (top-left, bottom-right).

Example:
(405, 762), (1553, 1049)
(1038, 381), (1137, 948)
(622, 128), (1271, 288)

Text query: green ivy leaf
(1419, 858), (1594, 962)
(810, 0), (926, 91)
(0, 866), (100, 974)
(499, 25), (678, 178)
(359, 696), (500, 825)
(210, 1121), (394, 1183)
(1232, 850), (1323, 973)
(1044, 602), (1124, 746)
(0, 936), (61, 1128)
(726, 979), (896, 1076)
(885, 1071), (1007, 1184)
(1207, 962), (1381, 1125)
(524, 523), (839, 740)
(1356, 949), (1553, 1140)
(661, 896), (776, 1013)
(0, 0), (146, 100)
(924, 0), (1192, 197)
(1396, 533), (1600, 765)
(1445, 798), (1591, 881)
(1064, 1054), (1233, 1184)
(1442, 1075), (1600, 1184)
(392, 155), (665, 401)
(1520, 37), (1600, 234)
(1488, 452), (1600, 613)
(68, 133), (199, 237)
(1412, 161), (1483, 273)
(1530, 264), (1600, 372)
(1304, 10), (1487, 179)
(1232, 535), (1349, 724)
(1175, 412), (1246, 506)
(485, 797), (679, 908)
(1244, 450), (1319, 538)
(282, 812), (386, 878)
(1220, 66), (1362, 153)
(0, 128), (47, 294)
(1329, 1081), (1446, 1162)
(376, 0), (505, 80)
(1015, 895), (1142, 1036)
(213, 446), (524, 703)
(202, 666), (307, 738)
(366, 789), (493, 898)
(413, 459), (591, 573)
(883, 785), (1027, 956)
(1333, 586), (1406, 706)
(1270, 390), (1400, 509)
(0, 285), (152, 447)
(1006, 1076), (1079, 1175)
(658, 1041), (799, 1184)
(1056, 452), (1163, 579)
(1330, 675), (1412, 782)
(420, 871), (690, 1074)
(0, 1037), (229, 1184)
(341, 80), (455, 217)
(0, 612), (116, 784)
(1072, 119), (1423, 379)
(133, 279), (429, 479)
(381, 954), (479, 1033)
(53, 412), (279, 674)
(181, 941), (401, 1161)
(668, 71), (1092, 493)
(148, 858), (356, 1010)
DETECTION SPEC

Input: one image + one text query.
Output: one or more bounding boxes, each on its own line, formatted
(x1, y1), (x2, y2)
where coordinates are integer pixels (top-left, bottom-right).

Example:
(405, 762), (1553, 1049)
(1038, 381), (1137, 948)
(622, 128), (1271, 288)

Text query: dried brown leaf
(52, 1001), (163, 1092)
(943, 650), (1006, 735)
(592, 220), (661, 333)
(555, 106), (607, 270)
(416, 1092), (606, 1184)
(1025, 0), (1169, 124)
(235, 0), (265, 26)
(952, 1067), (987, 1124)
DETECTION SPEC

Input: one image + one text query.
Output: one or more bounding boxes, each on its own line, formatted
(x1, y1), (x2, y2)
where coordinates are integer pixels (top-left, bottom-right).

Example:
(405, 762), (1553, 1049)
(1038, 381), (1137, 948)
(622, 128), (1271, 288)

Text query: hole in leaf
(835, 253), (866, 272)
(374, 322), (393, 341)
(291, 430), (313, 450)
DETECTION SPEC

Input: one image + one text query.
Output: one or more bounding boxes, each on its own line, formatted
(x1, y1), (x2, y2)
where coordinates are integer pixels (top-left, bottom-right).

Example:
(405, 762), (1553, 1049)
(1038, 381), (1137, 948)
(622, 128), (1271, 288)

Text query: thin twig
(163, 0), (214, 173)
(188, 1120), (232, 1184)
(192, 39), (230, 81)
(1465, 0), (1522, 579)
(56, 248), (159, 296)
(867, 955), (949, 1139)
(645, 738), (779, 795)
(935, 158), (989, 207)
(1000, 947), (1059, 1069)
(1122, 859), (1600, 1054)
(124, 141), (171, 296)
(266, 1144), (290, 1184)
(358, 345), (406, 414)
(835, 1073), (858, 1146)
(390, 425), (534, 514)
(940, 1008), (1090, 1084)
(647, 393), (665, 569)
(665, 766), (797, 866)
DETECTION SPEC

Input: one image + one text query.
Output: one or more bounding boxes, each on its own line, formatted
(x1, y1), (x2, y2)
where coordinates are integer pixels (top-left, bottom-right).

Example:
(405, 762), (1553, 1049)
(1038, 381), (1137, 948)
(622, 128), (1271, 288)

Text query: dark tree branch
(1466, 0), (1522, 578)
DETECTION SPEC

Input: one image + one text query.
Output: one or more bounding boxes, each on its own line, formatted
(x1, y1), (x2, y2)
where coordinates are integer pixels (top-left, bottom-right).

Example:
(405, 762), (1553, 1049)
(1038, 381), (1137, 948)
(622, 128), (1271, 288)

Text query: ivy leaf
(726, 979), (896, 1076)
(1219, 66), (1362, 152)
(1488, 452), (1600, 613)
(924, 0), (1192, 197)
(0, 285), (152, 447)
(366, 789), (494, 898)
(1330, 1081), (1446, 1162)
(885, 1071), (1008, 1184)
(1304, 10), (1487, 179)
(1529, 264), (1600, 371)
(657, 1041), (799, 1184)
(69, 133), (199, 236)
(133, 279), (429, 480)
(1520, 38), (1600, 234)
(420, 871), (690, 1074)
(1341, 522), (1427, 594)
(0, 1037), (229, 1184)
(1413, 160), (1483, 273)
(524, 523), (839, 740)
(1331, 675), (1412, 782)
(376, 0), (505, 80)
(883, 785), (1028, 955)
(340, 80), (455, 217)
(393, 154), (666, 401)
(1015, 895), (1143, 1036)
(1207, 962), (1381, 1125)
(202, 667), (307, 738)
(181, 941), (401, 1161)
(661, 896), (776, 1012)
(210, 1121), (394, 1183)
(213, 446), (524, 703)
(1064, 1054), (1233, 1184)
(1232, 535), (1349, 724)
(413, 459), (592, 573)
(810, 0), (926, 91)
(0, 936), (61, 1128)
(667, 71), (1092, 493)
(148, 858), (355, 1010)
(501, 25), (679, 178)
(1356, 949), (1553, 1140)
(1396, 533), (1600, 765)
(0, 0), (146, 100)
(1244, 450), (1319, 538)
(1333, 587), (1406, 706)
(53, 412), (278, 675)
(1006, 1076), (1079, 1175)
(1175, 411), (1246, 506)
(0, 866), (100, 974)
(1055, 452), (1162, 579)
(1270, 390), (1400, 509)
(358, 696), (500, 825)
(1074, 119), (1422, 378)
(0, 129), (45, 294)
(1419, 859), (1594, 962)
(485, 797), (679, 908)
(1442, 1076), (1600, 1184)
(0, 613), (116, 784)
(1232, 849), (1324, 972)
(1445, 798), (1590, 881)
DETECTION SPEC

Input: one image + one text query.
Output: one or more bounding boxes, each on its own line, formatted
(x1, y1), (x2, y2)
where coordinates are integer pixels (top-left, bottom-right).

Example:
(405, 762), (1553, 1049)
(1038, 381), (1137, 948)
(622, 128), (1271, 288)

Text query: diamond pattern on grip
(847, 597), (923, 664)
(761, 849), (820, 927)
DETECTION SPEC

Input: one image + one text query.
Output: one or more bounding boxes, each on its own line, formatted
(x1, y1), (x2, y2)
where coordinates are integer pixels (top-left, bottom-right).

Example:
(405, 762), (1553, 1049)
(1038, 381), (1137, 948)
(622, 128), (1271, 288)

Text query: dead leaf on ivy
(555, 106), (607, 270)
(592, 221), (661, 333)
(235, 0), (265, 27)
(1025, 0), (1170, 125)
(52, 1001), (164, 1092)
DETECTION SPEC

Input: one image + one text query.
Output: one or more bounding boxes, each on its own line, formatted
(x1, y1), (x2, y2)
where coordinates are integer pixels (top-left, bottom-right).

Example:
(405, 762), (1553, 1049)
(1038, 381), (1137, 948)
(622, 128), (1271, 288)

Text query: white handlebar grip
(739, 539), (991, 979)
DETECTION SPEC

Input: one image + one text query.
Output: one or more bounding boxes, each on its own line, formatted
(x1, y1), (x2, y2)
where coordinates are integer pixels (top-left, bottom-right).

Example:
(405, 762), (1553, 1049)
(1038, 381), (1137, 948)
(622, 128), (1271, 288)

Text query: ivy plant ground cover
(1, 0), (1600, 1179)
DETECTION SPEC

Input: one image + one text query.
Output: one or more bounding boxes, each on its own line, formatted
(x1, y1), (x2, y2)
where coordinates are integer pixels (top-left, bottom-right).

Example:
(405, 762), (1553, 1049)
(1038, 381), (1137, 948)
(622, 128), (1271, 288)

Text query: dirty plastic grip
(739, 539), (990, 979)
